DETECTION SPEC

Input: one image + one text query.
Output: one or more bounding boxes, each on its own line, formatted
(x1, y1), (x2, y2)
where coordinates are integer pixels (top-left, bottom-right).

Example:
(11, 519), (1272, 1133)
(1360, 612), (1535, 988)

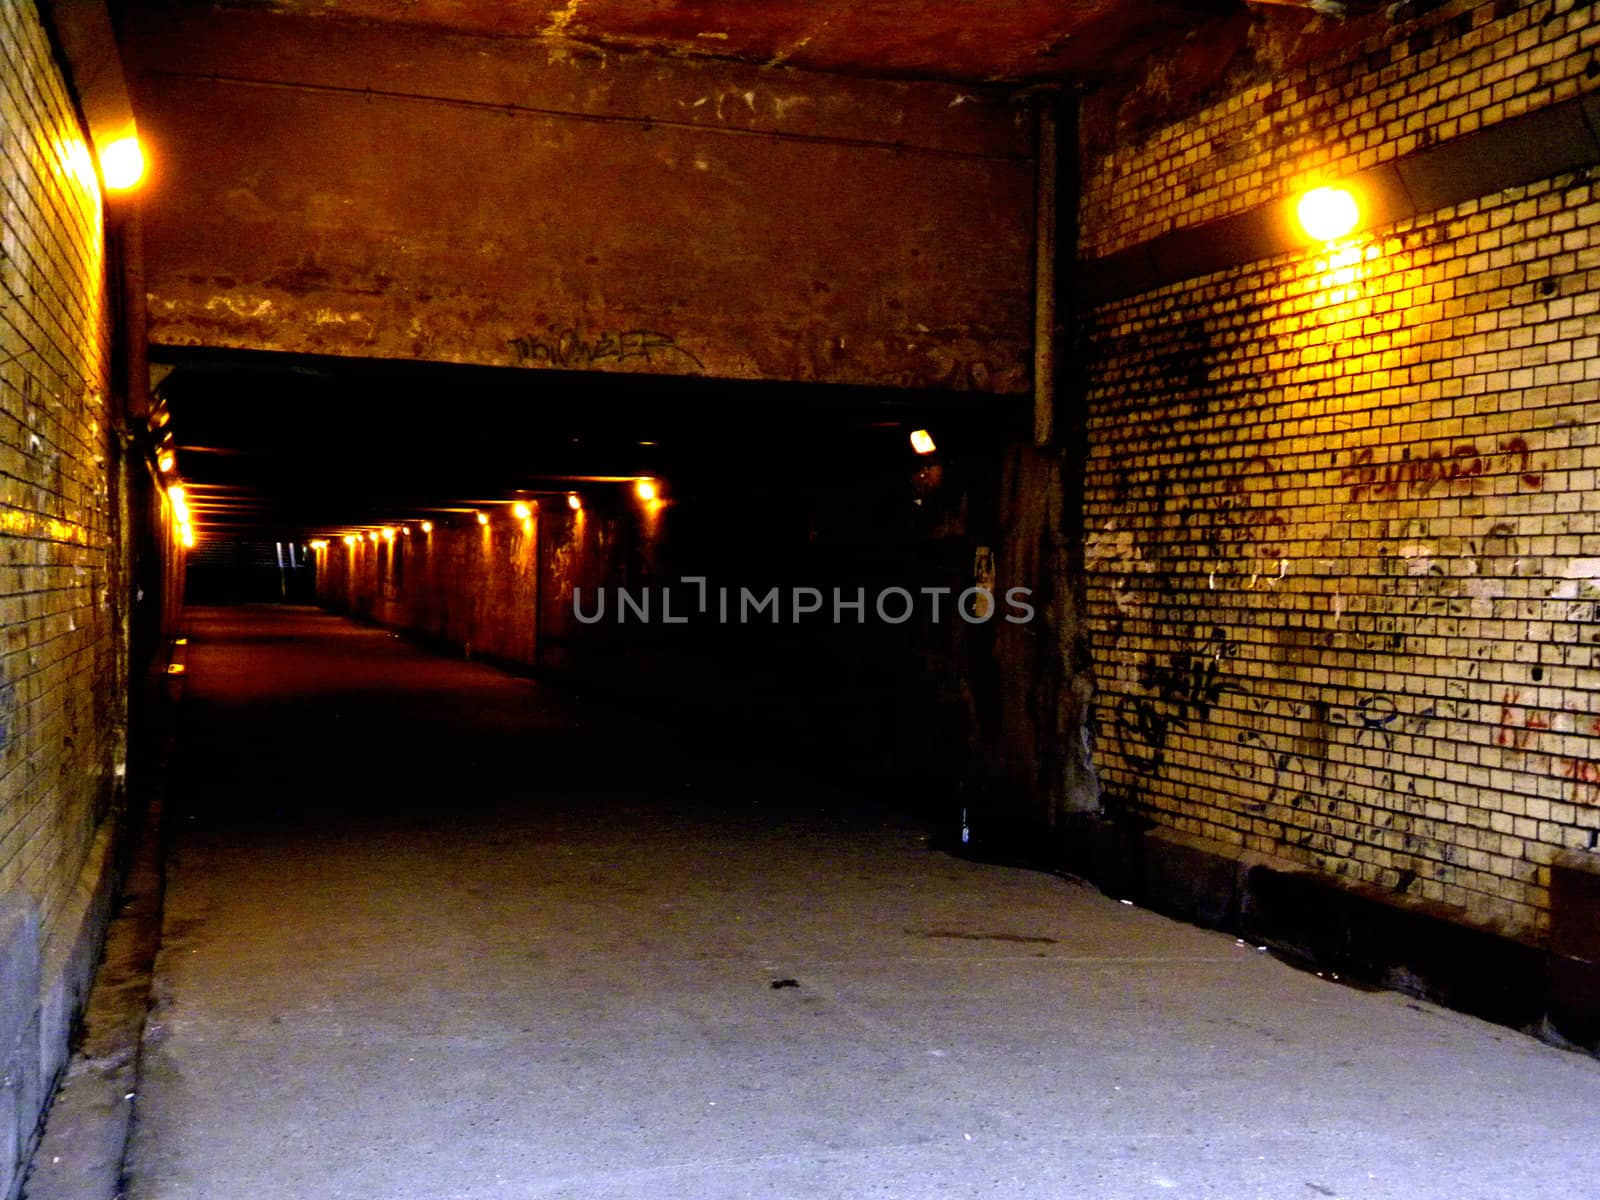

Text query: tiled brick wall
(0, 0), (122, 1185)
(1082, 0), (1597, 258)
(1081, 0), (1600, 939)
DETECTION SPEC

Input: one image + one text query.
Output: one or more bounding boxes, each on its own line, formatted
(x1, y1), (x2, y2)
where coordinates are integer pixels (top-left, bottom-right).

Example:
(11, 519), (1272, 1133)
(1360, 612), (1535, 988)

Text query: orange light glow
(343, 535), (356, 547)
(381, 527), (396, 541)
(910, 429), (937, 455)
(421, 521), (434, 534)
(634, 478), (658, 503)
(168, 486), (190, 524)
(400, 526), (411, 536)
(476, 512), (489, 527)
(567, 492), (582, 512)
(62, 138), (97, 193)
(368, 531), (379, 543)
(99, 134), (146, 191)
(512, 501), (532, 520)
(166, 662), (186, 675)
(178, 523), (195, 549)
(158, 451), (176, 474)
(1296, 185), (1360, 241)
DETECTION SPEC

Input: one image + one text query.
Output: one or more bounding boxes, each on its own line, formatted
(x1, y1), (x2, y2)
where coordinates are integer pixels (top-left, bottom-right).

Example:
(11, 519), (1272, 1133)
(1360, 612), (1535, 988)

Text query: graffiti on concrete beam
(508, 327), (705, 372)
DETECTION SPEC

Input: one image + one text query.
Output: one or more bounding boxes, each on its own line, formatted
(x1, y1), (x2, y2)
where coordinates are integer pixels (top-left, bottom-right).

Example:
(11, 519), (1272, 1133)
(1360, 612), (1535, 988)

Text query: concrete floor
(125, 606), (1600, 1200)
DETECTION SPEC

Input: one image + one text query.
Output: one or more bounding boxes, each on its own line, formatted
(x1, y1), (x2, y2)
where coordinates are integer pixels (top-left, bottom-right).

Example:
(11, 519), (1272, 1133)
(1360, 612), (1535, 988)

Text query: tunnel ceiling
(177, 0), (1243, 83)
(130, 0), (1301, 542)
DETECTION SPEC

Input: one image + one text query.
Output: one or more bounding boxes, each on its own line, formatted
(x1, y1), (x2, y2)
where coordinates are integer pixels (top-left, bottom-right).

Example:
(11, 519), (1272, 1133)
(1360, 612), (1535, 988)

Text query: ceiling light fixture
(99, 133), (146, 192)
(1296, 185), (1360, 241)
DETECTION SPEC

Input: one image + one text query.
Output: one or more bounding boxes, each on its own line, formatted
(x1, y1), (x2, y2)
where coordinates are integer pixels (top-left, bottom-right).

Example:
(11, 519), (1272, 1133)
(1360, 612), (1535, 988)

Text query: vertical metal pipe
(1033, 96), (1058, 450)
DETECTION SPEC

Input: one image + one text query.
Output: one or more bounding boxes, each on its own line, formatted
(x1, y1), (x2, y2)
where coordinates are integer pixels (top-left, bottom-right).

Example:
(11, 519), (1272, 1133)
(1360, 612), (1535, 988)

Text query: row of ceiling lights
(202, 430), (941, 553)
(307, 478), (663, 552)
(303, 430), (941, 551)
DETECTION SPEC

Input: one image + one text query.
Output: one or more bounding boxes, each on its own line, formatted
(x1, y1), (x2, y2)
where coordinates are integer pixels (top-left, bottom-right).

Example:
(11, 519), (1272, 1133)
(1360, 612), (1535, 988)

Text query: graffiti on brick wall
(1494, 689), (1600, 806)
(1229, 690), (1445, 790)
(1341, 438), (1544, 504)
(1204, 453), (1290, 561)
(1112, 623), (1240, 774)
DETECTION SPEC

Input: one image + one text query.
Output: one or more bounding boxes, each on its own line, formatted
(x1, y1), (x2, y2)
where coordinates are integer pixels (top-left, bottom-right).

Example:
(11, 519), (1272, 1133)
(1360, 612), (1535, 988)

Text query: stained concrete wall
(0, 1), (133, 1192)
(1073, 0), (1600, 960)
(124, 6), (1036, 393)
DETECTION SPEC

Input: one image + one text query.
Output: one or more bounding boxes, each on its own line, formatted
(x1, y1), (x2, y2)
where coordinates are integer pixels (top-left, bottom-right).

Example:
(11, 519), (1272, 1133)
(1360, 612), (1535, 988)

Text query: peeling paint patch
(310, 308), (369, 326)
(772, 94), (813, 121)
(767, 35), (813, 68)
(543, 0), (583, 39)
(203, 296), (275, 319)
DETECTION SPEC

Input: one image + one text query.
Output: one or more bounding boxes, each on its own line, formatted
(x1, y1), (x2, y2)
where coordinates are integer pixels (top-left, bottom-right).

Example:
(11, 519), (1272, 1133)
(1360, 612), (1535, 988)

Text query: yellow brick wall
(1082, 0), (1599, 258)
(1081, 0), (1600, 938)
(0, 0), (121, 944)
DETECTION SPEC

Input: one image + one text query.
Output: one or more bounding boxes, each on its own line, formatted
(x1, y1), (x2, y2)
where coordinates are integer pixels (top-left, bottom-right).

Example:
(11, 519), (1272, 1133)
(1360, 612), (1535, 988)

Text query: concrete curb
(1056, 811), (1599, 1053)
(19, 637), (185, 1200)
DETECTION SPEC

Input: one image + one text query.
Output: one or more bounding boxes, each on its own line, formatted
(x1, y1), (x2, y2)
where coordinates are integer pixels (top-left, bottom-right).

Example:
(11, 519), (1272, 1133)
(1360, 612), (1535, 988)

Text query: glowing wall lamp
(567, 492), (582, 512)
(157, 449), (176, 474)
(476, 511), (489, 527)
(634, 478), (659, 503)
(178, 523), (195, 549)
(99, 132), (146, 192)
(420, 520), (434, 534)
(168, 485), (189, 525)
(1296, 185), (1360, 242)
(909, 429), (937, 456)
(342, 535), (356, 547)
(512, 501), (532, 521)
(381, 526), (396, 542)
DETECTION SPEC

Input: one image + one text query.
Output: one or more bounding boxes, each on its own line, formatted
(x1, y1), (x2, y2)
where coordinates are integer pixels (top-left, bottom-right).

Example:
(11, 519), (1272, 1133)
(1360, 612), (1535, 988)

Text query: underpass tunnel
(157, 348), (1036, 838)
(7, 0), (1600, 1195)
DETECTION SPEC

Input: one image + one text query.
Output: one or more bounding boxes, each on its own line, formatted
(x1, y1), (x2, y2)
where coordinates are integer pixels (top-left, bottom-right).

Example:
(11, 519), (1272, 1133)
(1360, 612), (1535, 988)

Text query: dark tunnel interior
(12, 1), (1600, 1194)
(158, 349), (1035, 840)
